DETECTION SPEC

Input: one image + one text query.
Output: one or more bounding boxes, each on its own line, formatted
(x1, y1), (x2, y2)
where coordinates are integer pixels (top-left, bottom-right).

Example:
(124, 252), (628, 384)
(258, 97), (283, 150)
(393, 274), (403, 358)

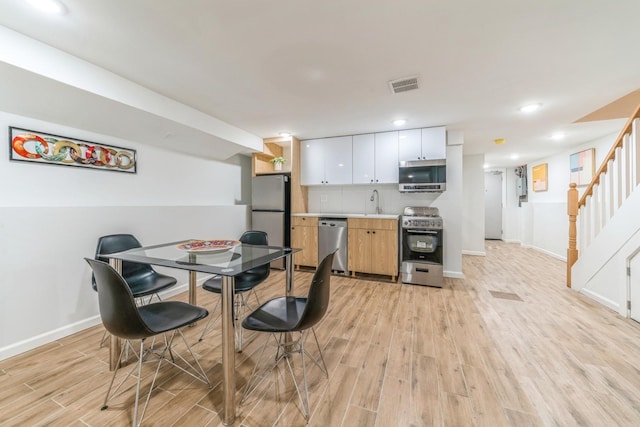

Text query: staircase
(567, 105), (640, 313)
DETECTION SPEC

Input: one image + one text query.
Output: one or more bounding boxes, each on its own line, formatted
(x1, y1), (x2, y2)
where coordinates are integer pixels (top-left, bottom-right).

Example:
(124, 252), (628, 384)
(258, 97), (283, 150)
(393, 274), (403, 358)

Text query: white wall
(0, 111), (252, 360)
(572, 185), (640, 315)
(505, 132), (618, 259)
(463, 154), (485, 255)
(503, 166), (523, 242)
(306, 136), (464, 278)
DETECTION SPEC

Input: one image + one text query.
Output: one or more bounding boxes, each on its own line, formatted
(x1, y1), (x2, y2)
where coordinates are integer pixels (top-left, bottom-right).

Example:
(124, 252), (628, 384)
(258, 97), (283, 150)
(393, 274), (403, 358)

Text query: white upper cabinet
(398, 126), (447, 162)
(352, 134), (375, 184)
(300, 136), (352, 185)
(398, 129), (422, 162)
(374, 131), (399, 183)
(323, 136), (352, 185)
(300, 139), (325, 185)
(421, 126), (447, 160)
(304, 127), (447, 186)
(353, 132), (399, 184)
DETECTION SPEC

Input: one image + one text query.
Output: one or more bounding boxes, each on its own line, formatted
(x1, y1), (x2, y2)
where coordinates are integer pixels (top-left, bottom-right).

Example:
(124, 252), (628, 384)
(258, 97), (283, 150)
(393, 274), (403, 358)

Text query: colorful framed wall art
(532, 163), (548, 192)
(9, 127), (137, 173)
(569, 148), (595, 186)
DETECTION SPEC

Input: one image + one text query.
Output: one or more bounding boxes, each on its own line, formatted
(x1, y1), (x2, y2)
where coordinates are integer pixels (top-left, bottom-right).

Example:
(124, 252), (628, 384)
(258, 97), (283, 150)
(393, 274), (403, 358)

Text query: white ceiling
(1, 0), (640, 167)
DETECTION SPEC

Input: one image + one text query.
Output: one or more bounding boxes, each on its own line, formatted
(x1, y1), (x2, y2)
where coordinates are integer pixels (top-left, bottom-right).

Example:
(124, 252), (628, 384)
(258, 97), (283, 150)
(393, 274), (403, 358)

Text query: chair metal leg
(299, 336), (310, 419)
(133, 340), (145, 426)
(200, 290), (259, 350)
(101, 332), (210, 426)
(240, 333), (278, 404)
(99, 330), (109, 348)
(241, 329), (325, 420)
(198, 297), (221, 341)
(236, 294), (245, 352)
(304, 328), (329, 377)
(138, 331), (211, 426)
(101, 340), (142, 410)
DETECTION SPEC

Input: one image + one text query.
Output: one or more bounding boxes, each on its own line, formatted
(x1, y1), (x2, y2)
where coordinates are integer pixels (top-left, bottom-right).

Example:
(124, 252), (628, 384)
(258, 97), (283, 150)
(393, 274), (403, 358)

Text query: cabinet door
(398, 129), (422, 162)
(421, 126), (447, 160)
(374, 131), (399, 183)
(291, 225), (318, 267)
(352, 134), (375, 184)
(370, 229), (398, 276)
(323, 136), (353, 185)
(348, 228), (371, 273)
(300, 139), (325, 185)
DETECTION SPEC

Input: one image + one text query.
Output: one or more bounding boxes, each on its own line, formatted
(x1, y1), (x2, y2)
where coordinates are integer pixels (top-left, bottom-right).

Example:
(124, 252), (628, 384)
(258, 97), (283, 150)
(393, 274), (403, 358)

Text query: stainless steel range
(400, 206), (444, 287)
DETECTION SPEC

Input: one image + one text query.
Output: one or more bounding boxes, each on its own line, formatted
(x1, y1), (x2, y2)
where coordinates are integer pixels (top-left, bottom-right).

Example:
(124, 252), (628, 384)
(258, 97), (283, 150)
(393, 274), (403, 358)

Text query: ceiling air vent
(389, 76), (419, 94)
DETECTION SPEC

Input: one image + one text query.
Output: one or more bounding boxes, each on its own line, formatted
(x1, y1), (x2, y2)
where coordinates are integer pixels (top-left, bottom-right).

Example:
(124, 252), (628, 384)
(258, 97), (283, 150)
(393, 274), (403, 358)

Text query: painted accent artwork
(569, 148), (595, 186)
(532, 163), (548, 192)
(9, 127), (137, 173)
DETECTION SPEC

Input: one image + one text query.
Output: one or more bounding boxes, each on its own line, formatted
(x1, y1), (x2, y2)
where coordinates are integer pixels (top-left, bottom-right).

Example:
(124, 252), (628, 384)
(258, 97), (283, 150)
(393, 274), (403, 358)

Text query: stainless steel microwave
(398, 159), (446, 192)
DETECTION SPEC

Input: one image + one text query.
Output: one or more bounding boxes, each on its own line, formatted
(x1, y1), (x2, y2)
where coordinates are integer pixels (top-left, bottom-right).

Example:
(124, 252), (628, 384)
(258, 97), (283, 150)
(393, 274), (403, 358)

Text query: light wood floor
(3, 241), (640, 426)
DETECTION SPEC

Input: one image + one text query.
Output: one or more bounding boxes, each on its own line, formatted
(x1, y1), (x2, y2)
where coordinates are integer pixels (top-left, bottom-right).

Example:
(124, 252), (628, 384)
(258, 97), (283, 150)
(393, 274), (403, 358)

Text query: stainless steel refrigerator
(251, 174), (291, 269)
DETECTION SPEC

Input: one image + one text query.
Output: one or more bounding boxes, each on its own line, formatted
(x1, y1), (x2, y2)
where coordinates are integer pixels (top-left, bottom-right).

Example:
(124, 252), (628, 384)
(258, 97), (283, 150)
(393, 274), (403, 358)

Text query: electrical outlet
(321, 194), (328, 202)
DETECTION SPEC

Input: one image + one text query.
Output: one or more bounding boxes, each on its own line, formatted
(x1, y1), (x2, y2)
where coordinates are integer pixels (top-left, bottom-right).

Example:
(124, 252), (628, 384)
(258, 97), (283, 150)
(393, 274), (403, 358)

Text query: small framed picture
(532, 163), (548, 192)
(570, 148), (595, 186)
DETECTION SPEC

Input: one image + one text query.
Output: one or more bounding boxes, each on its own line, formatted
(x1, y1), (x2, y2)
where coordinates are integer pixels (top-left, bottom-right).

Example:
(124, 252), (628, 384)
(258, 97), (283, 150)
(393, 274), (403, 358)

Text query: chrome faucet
(370, 189), (381, 214)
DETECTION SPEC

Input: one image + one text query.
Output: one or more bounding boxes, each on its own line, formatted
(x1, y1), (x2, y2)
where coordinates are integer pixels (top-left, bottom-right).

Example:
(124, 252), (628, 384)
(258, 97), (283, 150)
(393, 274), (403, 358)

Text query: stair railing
(567, 104), (640, 286)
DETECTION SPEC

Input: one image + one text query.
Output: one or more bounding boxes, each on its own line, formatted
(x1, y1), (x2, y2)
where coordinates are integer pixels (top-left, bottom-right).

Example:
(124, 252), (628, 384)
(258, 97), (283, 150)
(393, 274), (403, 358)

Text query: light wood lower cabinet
(347, 218), (398, 280)
(291, 216), (318, 268)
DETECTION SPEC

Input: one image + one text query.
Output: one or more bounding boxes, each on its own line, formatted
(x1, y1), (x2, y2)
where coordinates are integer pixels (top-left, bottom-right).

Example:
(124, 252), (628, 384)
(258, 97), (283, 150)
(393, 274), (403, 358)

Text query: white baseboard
(0, 316), (103, 361)
(526, 245), (567, 262)
(502, 238), (521, 244)
(462, 250), (486, 256)
(444, 270), (464, 279)
(580, 288), (621, 313)
(0, 277), (212, 362)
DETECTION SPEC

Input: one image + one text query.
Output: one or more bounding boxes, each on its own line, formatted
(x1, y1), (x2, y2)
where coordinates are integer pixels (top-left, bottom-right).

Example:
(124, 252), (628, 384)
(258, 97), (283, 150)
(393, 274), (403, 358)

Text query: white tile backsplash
(307, 184), (441, 215)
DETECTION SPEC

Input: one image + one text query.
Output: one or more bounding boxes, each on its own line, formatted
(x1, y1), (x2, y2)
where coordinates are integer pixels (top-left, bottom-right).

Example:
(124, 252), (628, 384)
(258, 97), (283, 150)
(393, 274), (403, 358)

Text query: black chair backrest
(296, 250), (336, 331)
(240, 230), (268, 246)
(240, 230), (270, 278)
(92, 234), (149, 291)
(85, 258), (154, 340)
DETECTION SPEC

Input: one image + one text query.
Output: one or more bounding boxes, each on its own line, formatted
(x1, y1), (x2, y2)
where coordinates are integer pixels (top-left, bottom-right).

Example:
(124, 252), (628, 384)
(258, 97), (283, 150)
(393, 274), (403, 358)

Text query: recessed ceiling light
(25, 0), (67, 14)
(519, 103), (542, 113)
(510, 154), (519, 160)
(483, 163), (489, 169)
(278, 131), (291, 137)
(494, 138), (506, 145)
(551, 132), (565, 140)
(392, 119), (407, 126)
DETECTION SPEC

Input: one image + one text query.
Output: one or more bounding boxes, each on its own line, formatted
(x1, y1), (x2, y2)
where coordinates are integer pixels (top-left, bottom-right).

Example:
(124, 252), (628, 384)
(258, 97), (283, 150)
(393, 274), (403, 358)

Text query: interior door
(630, 251), (640, 322)
(485, 171), (503, 240)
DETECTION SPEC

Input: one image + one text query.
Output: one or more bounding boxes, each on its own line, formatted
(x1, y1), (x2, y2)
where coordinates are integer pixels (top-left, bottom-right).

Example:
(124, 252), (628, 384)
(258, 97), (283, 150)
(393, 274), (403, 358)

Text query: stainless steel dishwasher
(318, 217), (348, 274)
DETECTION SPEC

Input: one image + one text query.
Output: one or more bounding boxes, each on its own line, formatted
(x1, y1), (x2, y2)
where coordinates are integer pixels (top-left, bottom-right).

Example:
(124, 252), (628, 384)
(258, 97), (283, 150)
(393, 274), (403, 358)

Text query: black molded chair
(94, 234), (178, 302)
(198, 230), (270, 350)
(240, 250), (336, 420)
(85, 258), (210, 427)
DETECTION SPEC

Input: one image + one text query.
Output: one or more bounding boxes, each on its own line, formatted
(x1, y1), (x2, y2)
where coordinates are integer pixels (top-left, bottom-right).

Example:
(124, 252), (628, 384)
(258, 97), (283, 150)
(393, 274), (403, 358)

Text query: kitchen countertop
(292, 213), (399, 219)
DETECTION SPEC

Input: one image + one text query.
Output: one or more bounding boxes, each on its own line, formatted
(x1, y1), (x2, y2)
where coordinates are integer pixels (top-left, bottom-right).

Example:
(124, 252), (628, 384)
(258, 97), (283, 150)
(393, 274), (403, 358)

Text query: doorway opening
(485, 171), (503, 240)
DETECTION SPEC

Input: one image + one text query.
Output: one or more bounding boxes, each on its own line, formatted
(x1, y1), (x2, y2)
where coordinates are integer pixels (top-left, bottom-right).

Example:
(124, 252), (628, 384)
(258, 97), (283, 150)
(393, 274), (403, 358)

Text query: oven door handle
(405, 229), (439, 235)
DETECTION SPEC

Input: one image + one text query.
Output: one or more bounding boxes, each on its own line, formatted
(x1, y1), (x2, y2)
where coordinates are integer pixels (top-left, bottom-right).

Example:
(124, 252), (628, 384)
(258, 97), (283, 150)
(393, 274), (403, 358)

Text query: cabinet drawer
(291, 216), (318, 226)
(347, 218), (397, 231)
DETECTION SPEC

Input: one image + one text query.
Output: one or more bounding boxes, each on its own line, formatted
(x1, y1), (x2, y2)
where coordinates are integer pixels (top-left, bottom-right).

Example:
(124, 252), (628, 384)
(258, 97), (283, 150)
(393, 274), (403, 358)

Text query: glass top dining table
(101, 239), (299, 426)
